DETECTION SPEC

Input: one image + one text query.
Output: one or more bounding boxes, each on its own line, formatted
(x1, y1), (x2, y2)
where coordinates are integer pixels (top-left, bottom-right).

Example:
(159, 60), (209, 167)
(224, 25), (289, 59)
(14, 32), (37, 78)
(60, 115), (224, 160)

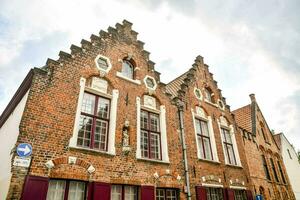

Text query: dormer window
(122, 60), (134, 79)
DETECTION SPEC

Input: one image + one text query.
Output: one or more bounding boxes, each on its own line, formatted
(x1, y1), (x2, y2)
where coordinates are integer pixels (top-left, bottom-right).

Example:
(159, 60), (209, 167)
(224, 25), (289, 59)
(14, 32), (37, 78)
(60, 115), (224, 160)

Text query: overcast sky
(0, 0), (299, 150)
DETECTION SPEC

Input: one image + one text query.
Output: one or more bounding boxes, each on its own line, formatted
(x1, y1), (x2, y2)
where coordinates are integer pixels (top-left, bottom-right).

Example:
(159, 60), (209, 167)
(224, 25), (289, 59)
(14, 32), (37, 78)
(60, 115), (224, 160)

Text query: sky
(0, 0), (299, 151)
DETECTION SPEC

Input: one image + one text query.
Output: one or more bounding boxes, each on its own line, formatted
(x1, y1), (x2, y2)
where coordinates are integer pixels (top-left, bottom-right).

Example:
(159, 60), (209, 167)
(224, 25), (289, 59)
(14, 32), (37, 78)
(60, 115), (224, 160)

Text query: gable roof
(232, 104), (252, 133)
(165, 72), (188, 99)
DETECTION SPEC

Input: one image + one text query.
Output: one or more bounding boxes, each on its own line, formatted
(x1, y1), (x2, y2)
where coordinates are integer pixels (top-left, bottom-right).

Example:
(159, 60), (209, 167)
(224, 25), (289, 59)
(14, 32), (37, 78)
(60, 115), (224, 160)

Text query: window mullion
(90, 96), (98, 149)
(64, 181), (69, 200)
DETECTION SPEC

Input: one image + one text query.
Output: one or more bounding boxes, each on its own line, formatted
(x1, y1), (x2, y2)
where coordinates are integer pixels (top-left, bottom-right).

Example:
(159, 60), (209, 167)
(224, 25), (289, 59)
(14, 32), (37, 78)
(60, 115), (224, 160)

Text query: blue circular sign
(16, 143), (32, 157)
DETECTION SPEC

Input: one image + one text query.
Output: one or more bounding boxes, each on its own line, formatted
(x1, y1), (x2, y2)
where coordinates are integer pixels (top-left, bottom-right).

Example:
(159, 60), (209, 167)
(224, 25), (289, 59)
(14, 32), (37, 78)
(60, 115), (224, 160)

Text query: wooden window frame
(262, 155), (271, 180)
(122, 60), (135, 80)
(195, 118), (214, 160)
(156, 188), (178, 200)
(270, 158), (279, 182)
(111, 185), (139, 200)
(221, 128), (237, 165)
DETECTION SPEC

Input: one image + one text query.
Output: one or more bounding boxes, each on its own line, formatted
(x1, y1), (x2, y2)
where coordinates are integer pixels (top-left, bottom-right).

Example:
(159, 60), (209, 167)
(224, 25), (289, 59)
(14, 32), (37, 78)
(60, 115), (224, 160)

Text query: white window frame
(69, 77), (119, 155)
(191, 108), (219, 162)
(217, 116), (242, 166)
(194, 87), (203, 100)
(143, 75), (157, 91)
(95, 54), (112, 75)
(136, 96), (169, 163)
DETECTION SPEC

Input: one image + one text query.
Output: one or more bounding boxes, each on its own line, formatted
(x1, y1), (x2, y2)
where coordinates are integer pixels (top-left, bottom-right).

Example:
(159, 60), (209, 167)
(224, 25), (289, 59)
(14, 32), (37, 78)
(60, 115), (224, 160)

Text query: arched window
(122, 60), (134, 79)
(204, 87), (214, 103)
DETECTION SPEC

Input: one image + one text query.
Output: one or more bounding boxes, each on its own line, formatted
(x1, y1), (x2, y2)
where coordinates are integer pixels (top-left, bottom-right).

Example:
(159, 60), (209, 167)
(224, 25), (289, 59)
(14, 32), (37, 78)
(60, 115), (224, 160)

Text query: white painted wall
(280, 134), (300, 200)
(0, 91), (29, 200)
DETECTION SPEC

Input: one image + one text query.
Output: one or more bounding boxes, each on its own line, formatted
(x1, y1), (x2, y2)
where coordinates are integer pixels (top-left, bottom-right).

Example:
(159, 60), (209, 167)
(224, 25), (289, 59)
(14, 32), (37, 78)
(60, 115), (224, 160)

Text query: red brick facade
(1, 20), (259, 200)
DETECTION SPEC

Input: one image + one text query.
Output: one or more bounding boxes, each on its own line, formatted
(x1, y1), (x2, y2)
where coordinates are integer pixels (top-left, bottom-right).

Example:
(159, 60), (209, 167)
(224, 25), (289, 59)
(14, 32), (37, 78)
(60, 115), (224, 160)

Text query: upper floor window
(196, 119), (213, 160)
(204, 88), (214, 103)
(287, 149), (292, 159)
(140, 110), (161, 160)
(206, 187), (223, 200)
(277, 161), (286, 184)
(234, 190), (247, 200)
(262, 155), (271, 180)
(111, 185), (138, 200)
(270, 158), (279, 182)
(122, 60), (134, 79)
(77, 92), (110, 151)
(221, 128), (237, 165)
(156, 188), (178, 200)
(97, 57), (109, 70)
(47, 180), (86, 200)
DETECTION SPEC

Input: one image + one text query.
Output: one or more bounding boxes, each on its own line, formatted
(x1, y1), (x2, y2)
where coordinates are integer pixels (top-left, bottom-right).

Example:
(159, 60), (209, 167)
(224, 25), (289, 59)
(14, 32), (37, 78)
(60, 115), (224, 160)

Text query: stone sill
(198, 158), (221, 165)
(137, 157), (170, 165)
(225, 164), (243, 169)
(68, 146), (115, 157)
(204, 100), (219, 108)
(116, 72), (141, 85)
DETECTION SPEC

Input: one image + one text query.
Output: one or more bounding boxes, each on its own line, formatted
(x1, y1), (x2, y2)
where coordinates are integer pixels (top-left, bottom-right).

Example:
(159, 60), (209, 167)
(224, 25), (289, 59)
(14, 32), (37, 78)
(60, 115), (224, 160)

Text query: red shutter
(246, 190), (253, 200)
(196, 186), (207, 200)
(21, 175), (49, 200)
(87, 182), (111, 200)
(227, 189), (235, 200)
(223, 188), (228, 200)
(141, 185), (155, 200)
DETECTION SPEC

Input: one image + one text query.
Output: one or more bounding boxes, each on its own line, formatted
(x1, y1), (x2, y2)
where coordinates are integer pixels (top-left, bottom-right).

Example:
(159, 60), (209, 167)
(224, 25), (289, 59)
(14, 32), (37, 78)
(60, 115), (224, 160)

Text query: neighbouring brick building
(233, 95), (295, 200)
(0, 20), (262, 200)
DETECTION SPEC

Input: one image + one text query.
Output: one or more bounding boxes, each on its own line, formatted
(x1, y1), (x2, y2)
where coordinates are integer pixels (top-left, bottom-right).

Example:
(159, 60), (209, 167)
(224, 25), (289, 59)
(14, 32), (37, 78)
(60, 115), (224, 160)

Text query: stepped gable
(232, 105), (252, 133)
(42, 19), (159, 79)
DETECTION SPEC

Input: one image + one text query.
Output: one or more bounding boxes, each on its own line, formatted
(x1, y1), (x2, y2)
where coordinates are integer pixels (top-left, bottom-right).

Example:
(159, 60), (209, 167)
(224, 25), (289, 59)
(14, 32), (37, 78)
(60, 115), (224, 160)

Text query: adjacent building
(233, 95), (295, 200)
(274, 133), (300, 199)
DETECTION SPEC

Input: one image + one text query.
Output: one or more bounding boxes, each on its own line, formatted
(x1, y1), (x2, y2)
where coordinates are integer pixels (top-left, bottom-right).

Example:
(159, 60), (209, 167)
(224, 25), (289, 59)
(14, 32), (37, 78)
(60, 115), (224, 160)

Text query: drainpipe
(177, 100), (192, 200)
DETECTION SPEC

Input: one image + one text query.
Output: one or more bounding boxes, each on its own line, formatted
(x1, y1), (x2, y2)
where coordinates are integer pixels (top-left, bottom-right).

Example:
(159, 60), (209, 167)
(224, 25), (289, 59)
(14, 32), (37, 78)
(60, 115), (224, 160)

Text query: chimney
(249, 93), (256, 102)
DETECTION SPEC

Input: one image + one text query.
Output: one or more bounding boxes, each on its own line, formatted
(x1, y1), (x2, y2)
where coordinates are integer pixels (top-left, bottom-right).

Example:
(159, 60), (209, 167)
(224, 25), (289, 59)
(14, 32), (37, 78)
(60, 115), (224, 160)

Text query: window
(234, 190), (246, 200)
(46, 180), (86, 200)
(204, 88), (214, 103)
(140, 110), (161, 160)
(261, 128), (268, 143)
(195, 119), (213, 160)
(194, 88), (202, 100)
(77, 92), (110, 151)
(277, 161), (286, 184)
(111, 185), (138, 200)
(156, 188), (178, 200)
(97, 57), (109, 70)
(122, 60), (134, 79)
(221, 128), (237, 165)
(287, 149), (292, 159)
(206, 187), (223, 200)
(262, 155), (271, 180)
(144, 76), (157, 91)
(270, 158), (279, 182)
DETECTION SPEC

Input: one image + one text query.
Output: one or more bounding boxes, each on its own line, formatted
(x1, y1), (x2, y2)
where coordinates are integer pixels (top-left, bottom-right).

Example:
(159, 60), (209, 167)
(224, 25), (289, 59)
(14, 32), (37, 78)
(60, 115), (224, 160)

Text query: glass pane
(94, 119), (108, 150)
(223, 129), (232, 143)
(111, 185), (122, 200)
(46, 180), (66, 200)
(68, 181), (85, 200)
(141, 111), (148, 130)
(141, 131), (149, 158)
(195, 120), (201, 134)
(97, 58), (108, 70)
(200, 120), (209, 136)
(97, 97), (110, 119)
(122, 61), (133, 79)
(150, 132), (161, 160)
(198, 135), (205, 159)
(81, 93), (95, 114)
(205, 89), (212, 102)
(150, 113), (159, 132)
(77, 116), (92, 148)
(227, 145), (236, 165)
(166, 189), (177, 200)
(203, 137), (212, 160)
(156, 189), (165, 200)
(124, 186), (137, 200)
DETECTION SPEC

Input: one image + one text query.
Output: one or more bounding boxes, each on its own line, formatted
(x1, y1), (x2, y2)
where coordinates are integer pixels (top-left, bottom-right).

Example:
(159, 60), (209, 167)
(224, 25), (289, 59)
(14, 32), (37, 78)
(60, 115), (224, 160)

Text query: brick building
(0, 20), (253, 200)
(233, 95), (295, 200)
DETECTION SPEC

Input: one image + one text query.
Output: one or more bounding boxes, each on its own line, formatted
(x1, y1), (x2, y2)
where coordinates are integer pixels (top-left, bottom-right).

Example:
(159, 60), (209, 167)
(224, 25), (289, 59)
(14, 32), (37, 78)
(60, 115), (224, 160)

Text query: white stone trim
(69, 78), (86, 147)
(192, 108), (219, 161)
(201, 183), (224, 188)
(194, 87), (203, 100)
(230, 125), (242, 166)
(204, 99), (219, 108)
(94, 54), (112, 76)
(160, 105), (169, 162)
(107, 89), (119, 155)
(116, 72), (141, 85)
(229, 186), (246, 190)
(143, 75), (157, 90)
(217, 119), (228, 164)
(136, 97), (141, 158)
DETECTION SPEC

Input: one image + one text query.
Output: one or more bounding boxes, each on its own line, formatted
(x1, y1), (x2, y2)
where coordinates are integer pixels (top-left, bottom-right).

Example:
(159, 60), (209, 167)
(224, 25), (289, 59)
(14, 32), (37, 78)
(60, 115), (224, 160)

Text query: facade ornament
(122, 119), (131, 153)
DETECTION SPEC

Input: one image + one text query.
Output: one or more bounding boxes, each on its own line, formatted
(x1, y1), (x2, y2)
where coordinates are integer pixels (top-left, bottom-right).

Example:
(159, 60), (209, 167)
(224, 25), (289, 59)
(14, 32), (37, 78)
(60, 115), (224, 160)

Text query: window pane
(141, 131), (149, 158)
(200, 120), (209, 136)
(223, 129), (232, 143)
(68, 181), (85, 200)
(156, 189), (165, 200)
(198, 135), (205, 159)
(195, 120), (201, 134)
(97, 97), (110, 119)
(150, 113), (159, 132)
(150, 132), (161, 160)
(111, 185), (122, 200)
(166, 189), (177, 200)
(227, 145), (236, 165)
(47, 180), (66, 200)
(97, 58), (108, 70)
(124, 186), (137, 200)
(141, 111), (148, 130)
(81, 93), (95, 114)
(203, 137), (212, 160)
(94, 119), (108, 150)
(122, 61), (134, 79)
(77, 116), (92, 148)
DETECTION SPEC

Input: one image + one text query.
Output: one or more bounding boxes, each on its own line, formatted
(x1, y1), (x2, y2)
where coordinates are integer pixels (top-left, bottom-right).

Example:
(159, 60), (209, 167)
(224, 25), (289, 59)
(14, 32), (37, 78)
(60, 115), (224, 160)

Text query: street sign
(16, 143), (32, 157)
(13, 156), (31, 167)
